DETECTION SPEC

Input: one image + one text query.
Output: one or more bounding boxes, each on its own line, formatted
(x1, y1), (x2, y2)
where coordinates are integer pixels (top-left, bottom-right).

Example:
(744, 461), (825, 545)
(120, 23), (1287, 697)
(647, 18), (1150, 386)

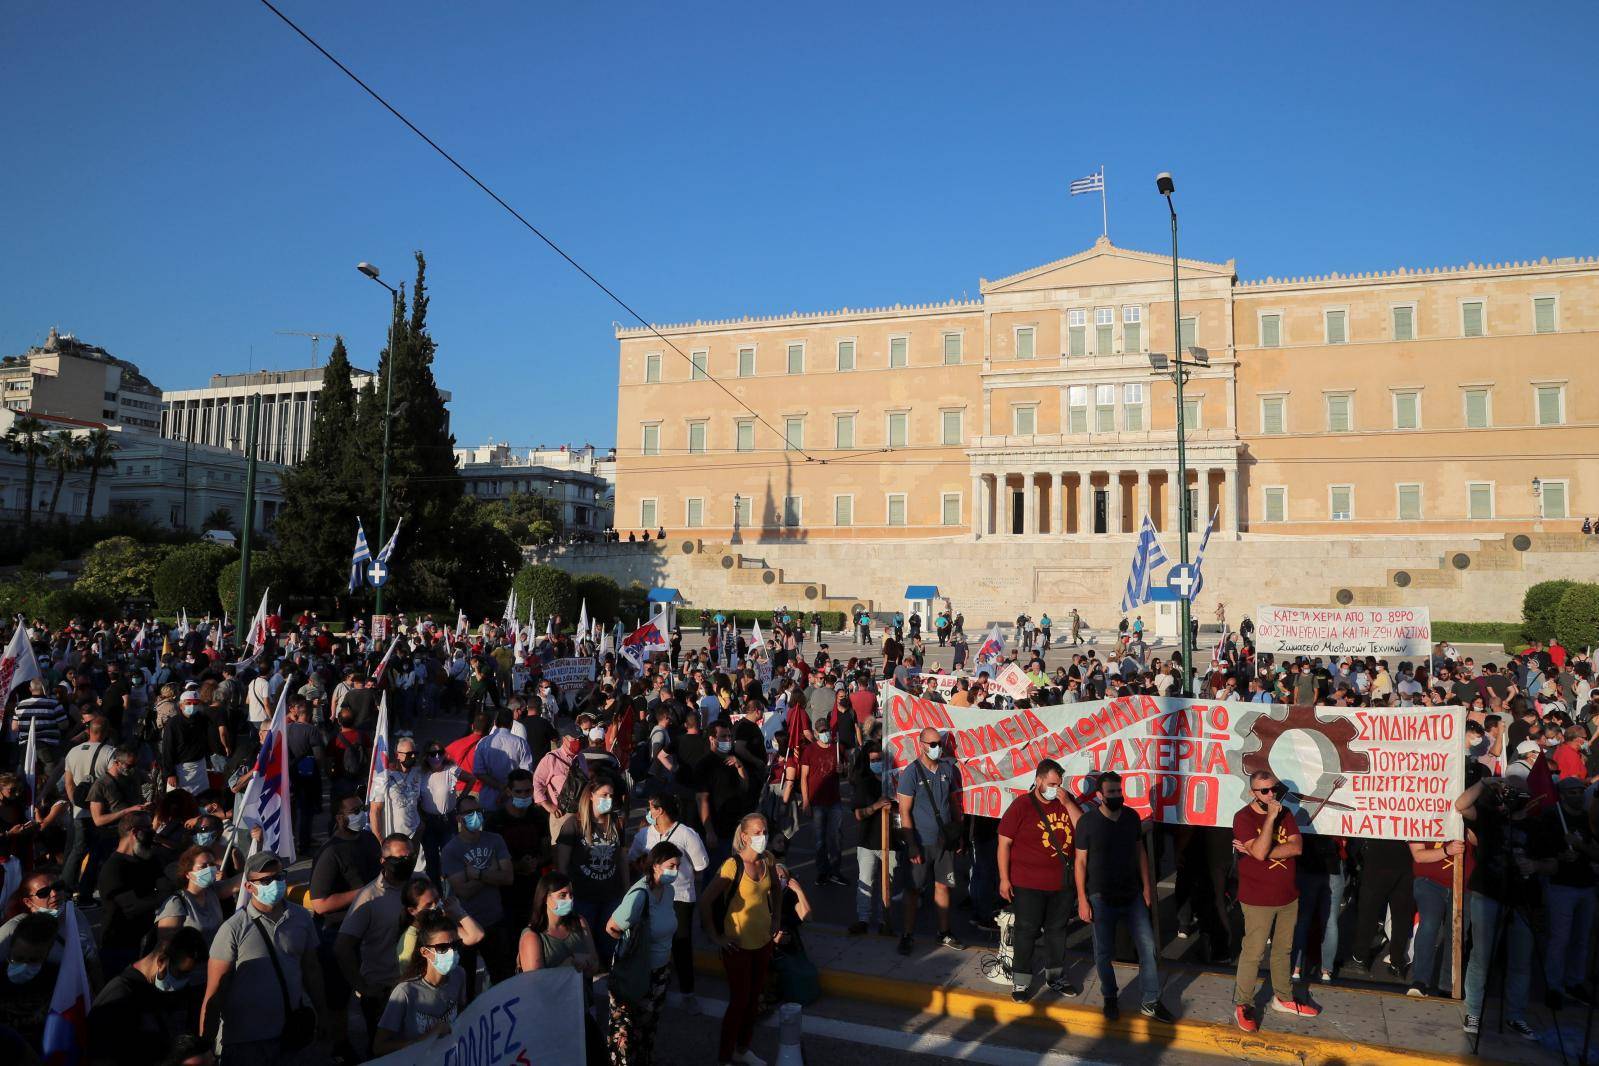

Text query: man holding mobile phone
(1231, 770), (1317, 1032)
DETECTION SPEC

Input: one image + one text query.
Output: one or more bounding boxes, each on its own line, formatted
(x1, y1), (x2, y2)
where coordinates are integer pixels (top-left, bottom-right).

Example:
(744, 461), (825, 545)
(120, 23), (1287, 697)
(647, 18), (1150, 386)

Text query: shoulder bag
(607, 880), (653, 1005)
(912, 761), (964, 852)
(249, 916), (317, 1051)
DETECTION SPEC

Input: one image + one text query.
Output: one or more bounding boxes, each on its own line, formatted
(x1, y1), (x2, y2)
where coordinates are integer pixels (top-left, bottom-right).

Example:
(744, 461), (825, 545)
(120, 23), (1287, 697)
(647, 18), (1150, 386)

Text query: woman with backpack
(154, 844), (227, 949)
(604, 841), (682, 1065)
(556, 779), (628, 969)
(699, 812), (784, 1066)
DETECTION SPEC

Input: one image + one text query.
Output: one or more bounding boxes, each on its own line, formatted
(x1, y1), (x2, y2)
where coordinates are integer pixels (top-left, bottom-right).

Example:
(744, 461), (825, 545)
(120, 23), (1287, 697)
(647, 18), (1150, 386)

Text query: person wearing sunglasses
(1231, 771), (1317, 1032)
(374, 912), (465, 1054)
(0, 868), (103, 989)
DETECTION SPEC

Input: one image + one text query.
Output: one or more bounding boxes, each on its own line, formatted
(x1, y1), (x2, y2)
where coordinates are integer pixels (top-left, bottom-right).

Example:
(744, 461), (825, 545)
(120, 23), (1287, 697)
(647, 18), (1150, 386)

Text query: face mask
(428, 948), (459, 976)
(925, 744), (941, 759)
(462, 811), (484, 832)
(346, 812), (369, 832)
(554, 897), (575, 917)
(588, 728), (605, 743)
(194, 831), (216, 847)
(747, 834), (768, 855)
(254, 878), (286, 906)
(382, 855), (417, 882)
(511, 795), (534, 810)
(658, 868), (679, 885)
(816, 732), (831, 745)
(34, 905), (59, 918)
(1040, 785), (1060, 802)
(154, 969), (190, 992)
(564, 737), (582, 754)
(595, 796), (613, 816)
(868, 760), (883, 775)
(181, 703), (197, 718)
(192, 866), (217, 888)
(1103, 795), (1125, 812)
(716, 740), (733, 754)
(7, 961), (41, 984)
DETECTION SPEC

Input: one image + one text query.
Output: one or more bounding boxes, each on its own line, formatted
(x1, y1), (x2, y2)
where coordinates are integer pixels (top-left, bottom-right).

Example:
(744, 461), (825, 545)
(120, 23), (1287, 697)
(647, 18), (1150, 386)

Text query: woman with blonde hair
(556, 777), (627, 968)
(699, 813), (784, 1066)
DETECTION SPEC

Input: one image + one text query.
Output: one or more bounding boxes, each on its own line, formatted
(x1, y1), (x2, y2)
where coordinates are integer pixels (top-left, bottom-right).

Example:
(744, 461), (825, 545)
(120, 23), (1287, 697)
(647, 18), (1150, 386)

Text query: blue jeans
(1291, 870), (1346, 974)
(1464, 892), (1531, 1021)
(810, 803), (844, 878)
(968, 834), (999, 921)
(1412, 877), (1452, 989)
(1544, 882), (1597, 989)
(856, 845), (900, 925)
(1089, 895), (1162, 1005)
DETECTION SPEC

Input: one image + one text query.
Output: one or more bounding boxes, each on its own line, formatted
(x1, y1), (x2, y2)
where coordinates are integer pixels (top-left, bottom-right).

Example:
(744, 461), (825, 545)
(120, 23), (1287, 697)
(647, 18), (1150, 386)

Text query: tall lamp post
(1150, 171), (1210, 696)
(357, 261), (401, 616)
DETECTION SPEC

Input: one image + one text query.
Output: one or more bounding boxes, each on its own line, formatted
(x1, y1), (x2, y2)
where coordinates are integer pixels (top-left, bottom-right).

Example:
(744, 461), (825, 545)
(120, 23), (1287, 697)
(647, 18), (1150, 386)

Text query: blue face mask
(462, 811), (484, 832)
(154, 969), (190, 992)
(192, 866), (217, 889)
(194, 831), (217, 847)
(428, 948), (459, 976)
(511, 796), (534, 810)
(595, 796), (613, 816)
(253, 877), (286, 907)
(7, 961), (41, 984)
(868, 761), (883, 775)
(658, 868), (678, 885)
(554, 897), (575, 917)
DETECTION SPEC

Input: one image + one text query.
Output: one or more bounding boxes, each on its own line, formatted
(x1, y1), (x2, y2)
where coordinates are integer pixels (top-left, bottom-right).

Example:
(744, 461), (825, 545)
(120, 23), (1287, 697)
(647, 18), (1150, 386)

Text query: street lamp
(357, 261), (401, 615)
(1154, 171), (1197, 695)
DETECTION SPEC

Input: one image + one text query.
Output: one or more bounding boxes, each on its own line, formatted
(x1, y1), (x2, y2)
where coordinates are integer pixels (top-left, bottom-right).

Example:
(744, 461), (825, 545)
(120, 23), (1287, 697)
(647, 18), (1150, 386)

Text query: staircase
(675, 540), (871, 616)
(1328, 532), (1599, 608)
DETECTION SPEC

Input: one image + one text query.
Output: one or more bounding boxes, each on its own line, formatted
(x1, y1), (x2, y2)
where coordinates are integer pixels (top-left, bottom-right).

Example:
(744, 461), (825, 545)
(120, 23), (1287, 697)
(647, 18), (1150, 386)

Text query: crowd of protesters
(0, 600), (1594, 1064)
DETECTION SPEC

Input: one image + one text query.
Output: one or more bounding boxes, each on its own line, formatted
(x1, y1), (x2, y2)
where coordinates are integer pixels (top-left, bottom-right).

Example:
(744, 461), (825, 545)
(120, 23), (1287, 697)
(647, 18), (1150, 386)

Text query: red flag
(1527, 751), (1558, 814)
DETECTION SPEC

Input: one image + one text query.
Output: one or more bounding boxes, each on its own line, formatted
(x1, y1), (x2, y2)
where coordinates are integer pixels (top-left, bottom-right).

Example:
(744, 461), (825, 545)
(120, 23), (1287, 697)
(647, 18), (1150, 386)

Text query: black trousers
(1172, 826), (1233, 957)
(1010, 886), (1073, 988)
(1352, 845), (1415, 967)
(672, 899), (696, 994)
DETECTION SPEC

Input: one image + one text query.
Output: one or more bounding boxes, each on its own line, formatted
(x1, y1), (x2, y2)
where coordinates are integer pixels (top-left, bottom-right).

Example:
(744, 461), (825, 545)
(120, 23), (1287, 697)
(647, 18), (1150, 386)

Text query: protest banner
(364, 967), (582, 1066)
(879, 684), (1465, 842)
(1254, 605), (1432, 658)
(545, 657), (596, 692)
(991, 663), (1034, 701)
(877, 673), (965, 700)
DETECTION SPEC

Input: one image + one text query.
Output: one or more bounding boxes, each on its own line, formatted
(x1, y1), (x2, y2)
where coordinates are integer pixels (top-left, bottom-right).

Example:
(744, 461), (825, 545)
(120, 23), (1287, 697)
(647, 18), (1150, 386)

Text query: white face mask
(1040, 785), (1060, 802)
(747, 834), (768, 855)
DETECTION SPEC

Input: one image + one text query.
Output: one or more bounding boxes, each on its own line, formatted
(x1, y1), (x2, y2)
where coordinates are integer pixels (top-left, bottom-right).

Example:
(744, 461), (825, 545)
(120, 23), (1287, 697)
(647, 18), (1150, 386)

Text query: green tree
(1522, 580), (1578, 642)
(492, 492), (564, 545)
(201, 508), (236, 537)
(218, 551), (286, 614)
(43, 432), (86, 517)
(1554, 583), (1599, 652)
(573, 574), (622, 624)
(4, 415), (48, 533)
(76, 536), (168, 603)
(431, 497), (523, 619)
(80, 427), (118, 519)
(512, 564), (576, 626)
(153, 542), (237, 615)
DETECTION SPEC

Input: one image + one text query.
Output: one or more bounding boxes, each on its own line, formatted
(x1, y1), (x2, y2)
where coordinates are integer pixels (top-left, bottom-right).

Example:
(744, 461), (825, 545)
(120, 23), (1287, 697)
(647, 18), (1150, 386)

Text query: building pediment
(980, 236), (1235, 295)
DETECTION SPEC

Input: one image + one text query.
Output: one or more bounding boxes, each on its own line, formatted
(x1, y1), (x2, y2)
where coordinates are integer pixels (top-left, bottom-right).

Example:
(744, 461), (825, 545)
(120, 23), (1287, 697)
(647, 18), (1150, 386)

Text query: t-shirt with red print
(998, 791), (1075, 892)
(799, 743), (842, 806)
(1232, 804), (1300, 907)
(1412, 839), (1475, 889)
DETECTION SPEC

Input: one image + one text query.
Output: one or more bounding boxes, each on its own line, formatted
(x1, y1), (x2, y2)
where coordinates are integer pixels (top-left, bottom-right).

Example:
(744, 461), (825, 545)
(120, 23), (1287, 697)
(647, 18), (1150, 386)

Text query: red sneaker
(1235, 1005), (1259, 1032)
(1272, 997), (1321, 1017)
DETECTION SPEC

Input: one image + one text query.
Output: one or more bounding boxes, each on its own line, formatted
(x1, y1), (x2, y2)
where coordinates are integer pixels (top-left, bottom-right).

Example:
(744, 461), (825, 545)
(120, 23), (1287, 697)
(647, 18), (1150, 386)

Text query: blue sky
(3, 2), (1595, 450)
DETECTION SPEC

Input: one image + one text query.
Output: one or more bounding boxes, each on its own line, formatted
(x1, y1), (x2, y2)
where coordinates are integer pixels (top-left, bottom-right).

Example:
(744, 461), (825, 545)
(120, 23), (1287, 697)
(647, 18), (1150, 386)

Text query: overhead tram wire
(255, 0), (813, 462)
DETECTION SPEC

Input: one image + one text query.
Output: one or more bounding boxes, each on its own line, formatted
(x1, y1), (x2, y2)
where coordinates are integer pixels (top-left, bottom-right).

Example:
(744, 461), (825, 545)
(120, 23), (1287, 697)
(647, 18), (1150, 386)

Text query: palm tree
(202, 507), (235, 536)
(80, 427), (118, 519)
(44, 431), (86, 517)
(4, 415), (48, 532)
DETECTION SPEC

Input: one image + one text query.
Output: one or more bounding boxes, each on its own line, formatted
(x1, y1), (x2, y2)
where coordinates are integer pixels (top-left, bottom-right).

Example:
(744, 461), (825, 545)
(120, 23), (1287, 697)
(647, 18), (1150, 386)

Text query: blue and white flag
(238, 681), (295, 865)
(1189, 507), (1219, 601)
(349, 519), (372, 593)
(1120, 516), (1170, 614)
(1069, 169), (1104, 195)
(375, 517), (403, 565)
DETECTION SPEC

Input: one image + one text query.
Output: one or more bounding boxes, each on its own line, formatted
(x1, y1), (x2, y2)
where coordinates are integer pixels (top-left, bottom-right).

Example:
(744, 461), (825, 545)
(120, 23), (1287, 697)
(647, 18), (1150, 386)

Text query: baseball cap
(1515, 740), (1541, 757)
(243, 851), (283, 878)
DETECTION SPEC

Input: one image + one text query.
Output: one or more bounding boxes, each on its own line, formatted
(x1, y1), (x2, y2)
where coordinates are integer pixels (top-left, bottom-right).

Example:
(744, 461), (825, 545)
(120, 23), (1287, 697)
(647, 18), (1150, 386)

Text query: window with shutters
(889, 335), (908, 367)
(641, 423), (660, 456)
(1067, 309), (1086, 357)
(1122, 383), (1145, 431)
(1534, 296), (1558, 334)
(690, 351), (708, 379)
(1541, 480), (1568, 519)
(1467, 482), (1494, 520)
(1095, 307), (1114, 354)
(1260, 395), (1286, 435)
(1259, 314), (1281, 348)
(1463, 388), (1490, 429)
(1392, 305), (1415, 341)
(837, 340), (856, 371)
(737, 347), (755, 377)
(1535, 385), (1565, 426)
(1263, 487), (1287, 523)
(942, 333), (962, 364)
(1094, 384), (1116, 432)
(833, 495), (853, 526)
(1325, 310), (1347, 344)
(1397, 484), (1422, 521)
(1013, 405), (1037, 436)
(886, 493), (907, 527)
(941, 493), (961, 526)
(1329, 485), (1353, 521)
(685, 498), (704, 527)
(834, 414), (855, 449)
(687, 421), (707, 453)
(734, 496), (753, 528)
(1015, 327), (1035, 360)
(640, 499), (657, 528)
(940, 409), (963, 445)
(783, 496), (802, 526)
(787, 343), (804, 375)
(1123, 306), (1142, 351)
(735, 420), (754, 452)
(1067, 385), (1088, 433)
(784, 417), (804, 450)
(644, 352), (662, 382)
(886, 411), (908, 448)
(1179, 316), (1197, 350)
(1393, 390), (1420, 430)
(1181, 397), (1200, 430)
(1326, 392), (1353, 432)
(1461, 301), (1485, 338)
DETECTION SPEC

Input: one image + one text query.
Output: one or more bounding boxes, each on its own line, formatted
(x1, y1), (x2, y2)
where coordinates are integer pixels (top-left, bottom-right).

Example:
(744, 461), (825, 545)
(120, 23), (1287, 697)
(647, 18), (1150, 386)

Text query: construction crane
(275, 330), (338, 367)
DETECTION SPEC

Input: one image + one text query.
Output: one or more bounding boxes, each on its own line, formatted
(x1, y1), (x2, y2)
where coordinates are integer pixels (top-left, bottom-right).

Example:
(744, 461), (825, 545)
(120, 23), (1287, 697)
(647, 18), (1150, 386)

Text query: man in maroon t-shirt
(800, 721), (846, 887)
(998, 760), (1082, 1001)
(1231, 770), (1317, 1032)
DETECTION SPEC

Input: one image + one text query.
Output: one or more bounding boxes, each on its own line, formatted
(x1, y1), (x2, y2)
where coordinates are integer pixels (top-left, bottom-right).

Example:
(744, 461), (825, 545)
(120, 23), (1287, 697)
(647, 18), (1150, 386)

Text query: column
(1077, 471), (1093, 535)
(1167, 469), (1182, 532)
(1023, 472), (1037, 535)
(971, 473), (984, 539)
(997, 473), (1011, 535)
(1222, 466), (1237, 532)
(1136, 469), (1151, 525)
(1108, 470), (1123, 533)
(1051, 472), (1064, 536)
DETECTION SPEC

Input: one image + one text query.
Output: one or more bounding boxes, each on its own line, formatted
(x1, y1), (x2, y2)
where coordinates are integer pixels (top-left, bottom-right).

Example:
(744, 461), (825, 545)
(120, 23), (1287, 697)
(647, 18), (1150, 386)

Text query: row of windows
(645, 332), (966, 384)
(1259, 295), (1560, 348)
(1258, 383), (1567, 435)
(1259, 480), (1571, 523)
(641, 409), (969, 455)
(639, 491), (966, 530)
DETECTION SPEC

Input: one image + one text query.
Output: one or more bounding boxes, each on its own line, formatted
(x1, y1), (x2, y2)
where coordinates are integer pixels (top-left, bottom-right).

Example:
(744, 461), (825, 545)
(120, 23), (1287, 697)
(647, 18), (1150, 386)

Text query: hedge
(153, 543), (237, 616)
(1554, 584), (1599, 652)
(1432, 621), (1526, 653)
(510, 565), (576, 626)
(1522, 580), (1579, 642)
(572, 574), (621, 625)
(217, 552), (286, 616)
(676, 607), (847, 633)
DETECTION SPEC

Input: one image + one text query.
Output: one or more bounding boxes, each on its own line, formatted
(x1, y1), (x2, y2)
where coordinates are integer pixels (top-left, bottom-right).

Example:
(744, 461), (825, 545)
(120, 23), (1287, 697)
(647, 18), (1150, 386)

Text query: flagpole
(1100, 164), (1108, 238)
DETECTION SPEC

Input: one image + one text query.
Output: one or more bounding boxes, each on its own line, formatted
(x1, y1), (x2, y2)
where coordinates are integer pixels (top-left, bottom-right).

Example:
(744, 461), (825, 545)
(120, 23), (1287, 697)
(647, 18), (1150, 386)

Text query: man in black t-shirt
(307, 792), (382, 1062)
(696, 720), (750, 863)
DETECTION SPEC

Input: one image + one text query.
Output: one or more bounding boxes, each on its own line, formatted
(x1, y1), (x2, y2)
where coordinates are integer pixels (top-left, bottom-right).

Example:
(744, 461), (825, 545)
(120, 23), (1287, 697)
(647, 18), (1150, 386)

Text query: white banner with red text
(1253, 605), (1432, 658)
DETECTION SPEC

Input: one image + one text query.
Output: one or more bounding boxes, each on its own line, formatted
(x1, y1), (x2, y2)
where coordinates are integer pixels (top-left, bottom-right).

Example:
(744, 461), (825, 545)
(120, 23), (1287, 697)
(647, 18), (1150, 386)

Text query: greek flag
(349, 519), (371, 593)
(1120, 516), (1170, 613)
(1189, 507), (1218, 600)
(375, 516), (403, 564)
(1069, 169), (1104, 195)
